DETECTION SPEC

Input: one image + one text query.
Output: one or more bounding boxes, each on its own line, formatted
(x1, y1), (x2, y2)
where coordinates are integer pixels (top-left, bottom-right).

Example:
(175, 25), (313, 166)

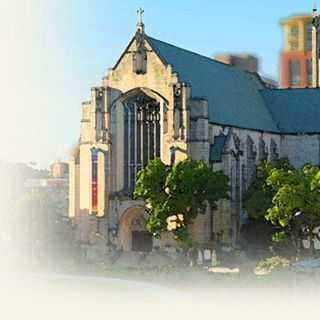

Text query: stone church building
(69, 20), (320, 252)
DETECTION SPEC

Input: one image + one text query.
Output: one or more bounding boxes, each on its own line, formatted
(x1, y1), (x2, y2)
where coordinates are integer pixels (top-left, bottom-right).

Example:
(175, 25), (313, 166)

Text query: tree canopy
(134, 158), (229, 243)
(9, 188), (77, 264)
(244, 159), (320, 252)
(243, 158), (293, 220)
(266, 164), (320, 232)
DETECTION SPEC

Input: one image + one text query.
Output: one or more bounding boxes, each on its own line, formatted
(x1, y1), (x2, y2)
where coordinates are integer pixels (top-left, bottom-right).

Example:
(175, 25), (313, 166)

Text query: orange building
(280, 14), (313, 88)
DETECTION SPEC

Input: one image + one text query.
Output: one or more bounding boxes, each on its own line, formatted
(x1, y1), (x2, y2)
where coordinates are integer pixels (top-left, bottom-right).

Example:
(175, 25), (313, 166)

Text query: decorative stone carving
(132, 29), (147, 74)
(232, 134), (243, 157)
(270, 139), (279, 165)
(173, 83), (183, 139)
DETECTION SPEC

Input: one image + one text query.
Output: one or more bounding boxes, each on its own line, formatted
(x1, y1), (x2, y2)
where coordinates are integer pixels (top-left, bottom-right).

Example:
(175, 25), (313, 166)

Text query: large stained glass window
(123, 95), (161, 193)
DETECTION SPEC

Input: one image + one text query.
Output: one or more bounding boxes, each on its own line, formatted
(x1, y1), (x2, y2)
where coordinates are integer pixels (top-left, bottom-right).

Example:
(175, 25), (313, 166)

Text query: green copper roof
(261, 89), (320, 134)
(147, 36), (279, 132)
(145, 35), (320, 134)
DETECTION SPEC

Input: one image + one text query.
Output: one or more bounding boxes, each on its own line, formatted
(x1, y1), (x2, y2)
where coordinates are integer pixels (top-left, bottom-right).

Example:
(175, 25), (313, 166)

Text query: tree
(265, 164), (320, 251)
(134, 158), (229, 244)
(242, 159), (294, 252)
(12, 189), (76, 261)
(243, 158), (293, 220)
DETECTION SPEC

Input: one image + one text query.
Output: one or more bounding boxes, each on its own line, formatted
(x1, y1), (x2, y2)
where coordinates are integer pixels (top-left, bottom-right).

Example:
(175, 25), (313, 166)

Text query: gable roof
(146, 35), (279, 133)
(112, 34), (320, 134)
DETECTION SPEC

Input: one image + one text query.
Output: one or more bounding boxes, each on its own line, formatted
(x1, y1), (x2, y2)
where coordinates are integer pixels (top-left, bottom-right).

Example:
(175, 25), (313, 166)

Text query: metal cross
(137, 8), (144, 25)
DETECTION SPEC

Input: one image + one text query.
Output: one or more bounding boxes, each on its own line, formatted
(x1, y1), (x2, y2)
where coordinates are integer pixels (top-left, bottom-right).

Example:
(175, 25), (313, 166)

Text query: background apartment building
(280, 14), (313, 88)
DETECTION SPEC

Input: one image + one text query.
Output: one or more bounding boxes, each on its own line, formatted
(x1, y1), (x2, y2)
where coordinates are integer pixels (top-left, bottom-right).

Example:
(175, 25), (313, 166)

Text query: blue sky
(0, 0), (313, 167)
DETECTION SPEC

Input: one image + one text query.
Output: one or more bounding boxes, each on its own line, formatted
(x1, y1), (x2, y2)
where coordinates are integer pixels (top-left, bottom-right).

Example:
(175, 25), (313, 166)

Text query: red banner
(91, 148), (98, 214)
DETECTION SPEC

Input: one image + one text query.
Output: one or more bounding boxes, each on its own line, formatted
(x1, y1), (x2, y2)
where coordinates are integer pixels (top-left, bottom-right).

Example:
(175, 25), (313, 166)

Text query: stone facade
(69, 23), (320, 252)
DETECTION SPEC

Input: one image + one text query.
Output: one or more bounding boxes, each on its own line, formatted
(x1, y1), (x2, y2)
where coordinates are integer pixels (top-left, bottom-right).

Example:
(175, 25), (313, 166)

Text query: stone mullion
(140, 107), (145, 167)
(127, 104), (132, 191)
(149, 110), (154, 160)
(153, 111), (157, 158)
(134, 103), (138, 181)
(156, 117), (160, 157)
(147, 108), (151, 162)
(137, 107), (142, 170)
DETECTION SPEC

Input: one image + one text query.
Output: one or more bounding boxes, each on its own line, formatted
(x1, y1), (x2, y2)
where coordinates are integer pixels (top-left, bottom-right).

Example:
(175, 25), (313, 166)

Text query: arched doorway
(118, 207), (153, 252)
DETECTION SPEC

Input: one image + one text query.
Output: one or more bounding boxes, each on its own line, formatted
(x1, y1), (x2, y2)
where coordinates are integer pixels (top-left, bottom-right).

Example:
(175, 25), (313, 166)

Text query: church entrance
(118, 206), (153, 251)
(132, 231), (153, 252)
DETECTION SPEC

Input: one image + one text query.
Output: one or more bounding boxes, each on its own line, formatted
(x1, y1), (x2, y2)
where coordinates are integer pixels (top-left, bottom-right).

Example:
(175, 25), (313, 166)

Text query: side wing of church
(69, 21), (320, 252)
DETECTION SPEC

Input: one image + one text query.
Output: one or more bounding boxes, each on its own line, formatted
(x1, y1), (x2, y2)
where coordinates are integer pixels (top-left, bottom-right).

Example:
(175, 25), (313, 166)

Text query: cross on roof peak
(137, 8), (144, 25)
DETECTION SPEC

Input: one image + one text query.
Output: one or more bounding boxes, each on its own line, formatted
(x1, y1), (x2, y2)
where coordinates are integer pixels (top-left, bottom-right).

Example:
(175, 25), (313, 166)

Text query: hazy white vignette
(1, 1), (320, 320)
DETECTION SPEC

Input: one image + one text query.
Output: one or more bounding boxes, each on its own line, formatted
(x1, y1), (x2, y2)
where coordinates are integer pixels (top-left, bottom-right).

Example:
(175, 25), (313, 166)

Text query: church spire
(136, 8), (145, 33)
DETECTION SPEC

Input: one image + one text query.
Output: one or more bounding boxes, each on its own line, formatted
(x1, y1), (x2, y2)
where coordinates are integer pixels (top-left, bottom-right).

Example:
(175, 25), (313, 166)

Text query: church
(69, 15), (320, 252)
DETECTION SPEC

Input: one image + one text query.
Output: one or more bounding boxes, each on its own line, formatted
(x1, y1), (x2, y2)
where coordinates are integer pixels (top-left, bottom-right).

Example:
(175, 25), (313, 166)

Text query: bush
(255, 256), (290, 275)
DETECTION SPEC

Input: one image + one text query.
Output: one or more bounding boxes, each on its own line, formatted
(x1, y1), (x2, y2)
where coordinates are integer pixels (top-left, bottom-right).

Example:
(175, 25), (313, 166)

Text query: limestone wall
(69, 29), (320, 250)
(105, 38), (189, 167)
(280, 134), (320, 168)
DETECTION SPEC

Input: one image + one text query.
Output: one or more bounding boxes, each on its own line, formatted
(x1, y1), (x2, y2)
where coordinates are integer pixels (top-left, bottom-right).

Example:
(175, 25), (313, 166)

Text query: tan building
(214, 54), (258, 73)
(214, 54), (277, 88)
(50, 162), (69, 178)
(69, 18), (320, 252)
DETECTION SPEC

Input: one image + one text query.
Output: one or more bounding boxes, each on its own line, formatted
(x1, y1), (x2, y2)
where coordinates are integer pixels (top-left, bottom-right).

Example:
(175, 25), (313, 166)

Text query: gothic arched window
(246, 135), (257, 185)
(123, 95), (161, 193)
(270, 139), (279, 165)
(258, 137), (268, 161)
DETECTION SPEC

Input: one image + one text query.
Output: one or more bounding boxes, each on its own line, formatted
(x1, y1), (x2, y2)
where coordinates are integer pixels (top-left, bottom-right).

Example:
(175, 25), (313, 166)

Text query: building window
(290, 25), (299, 38)
(246, 136), (256, 186)
(288, 25), (299, 51)
(290, 61), (301, 86)
(307, 60), (313, 86)
(270, 139), (279, 165)
(307, 22), (313, 50)
(123, 95), (161, 193)
(290, 41), (299, 51)
(258, 137), (268, 161)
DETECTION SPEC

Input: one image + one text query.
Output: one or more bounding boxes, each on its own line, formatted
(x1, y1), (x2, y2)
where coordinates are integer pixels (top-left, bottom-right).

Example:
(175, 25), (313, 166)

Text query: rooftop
(146, 35), (320, 134)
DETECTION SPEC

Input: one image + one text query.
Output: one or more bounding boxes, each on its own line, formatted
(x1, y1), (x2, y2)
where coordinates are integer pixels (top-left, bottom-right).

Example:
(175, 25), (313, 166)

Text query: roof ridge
(144, 34), (282, 133)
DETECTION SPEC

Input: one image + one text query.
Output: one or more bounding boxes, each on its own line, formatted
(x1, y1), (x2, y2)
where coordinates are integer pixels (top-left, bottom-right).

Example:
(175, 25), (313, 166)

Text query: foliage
(243, 161), (274, 220)
(12, 189), (75, 251)
(271, 231), (290, 246)
(265, 164), (320, 251)
(243, 158), (293, 220)
(134, 158), (229, 243)
(244, 159), (320, 253)
(270, 231), (294, 255)
(255, 256), (290, 275)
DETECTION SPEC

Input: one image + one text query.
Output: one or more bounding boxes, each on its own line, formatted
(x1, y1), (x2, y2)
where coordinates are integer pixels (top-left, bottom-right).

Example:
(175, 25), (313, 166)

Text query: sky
(0, 0), (313, 168)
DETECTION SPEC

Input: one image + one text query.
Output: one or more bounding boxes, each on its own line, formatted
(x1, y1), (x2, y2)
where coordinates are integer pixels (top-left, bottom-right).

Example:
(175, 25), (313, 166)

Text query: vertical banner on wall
(91, 148), (98, 214)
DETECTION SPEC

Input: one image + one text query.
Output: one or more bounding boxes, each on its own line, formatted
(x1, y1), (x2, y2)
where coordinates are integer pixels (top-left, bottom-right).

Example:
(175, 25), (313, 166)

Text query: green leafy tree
(243, 158), (293, 220)
(265, 164), (320, 250)
(134, 158), (229, 244)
